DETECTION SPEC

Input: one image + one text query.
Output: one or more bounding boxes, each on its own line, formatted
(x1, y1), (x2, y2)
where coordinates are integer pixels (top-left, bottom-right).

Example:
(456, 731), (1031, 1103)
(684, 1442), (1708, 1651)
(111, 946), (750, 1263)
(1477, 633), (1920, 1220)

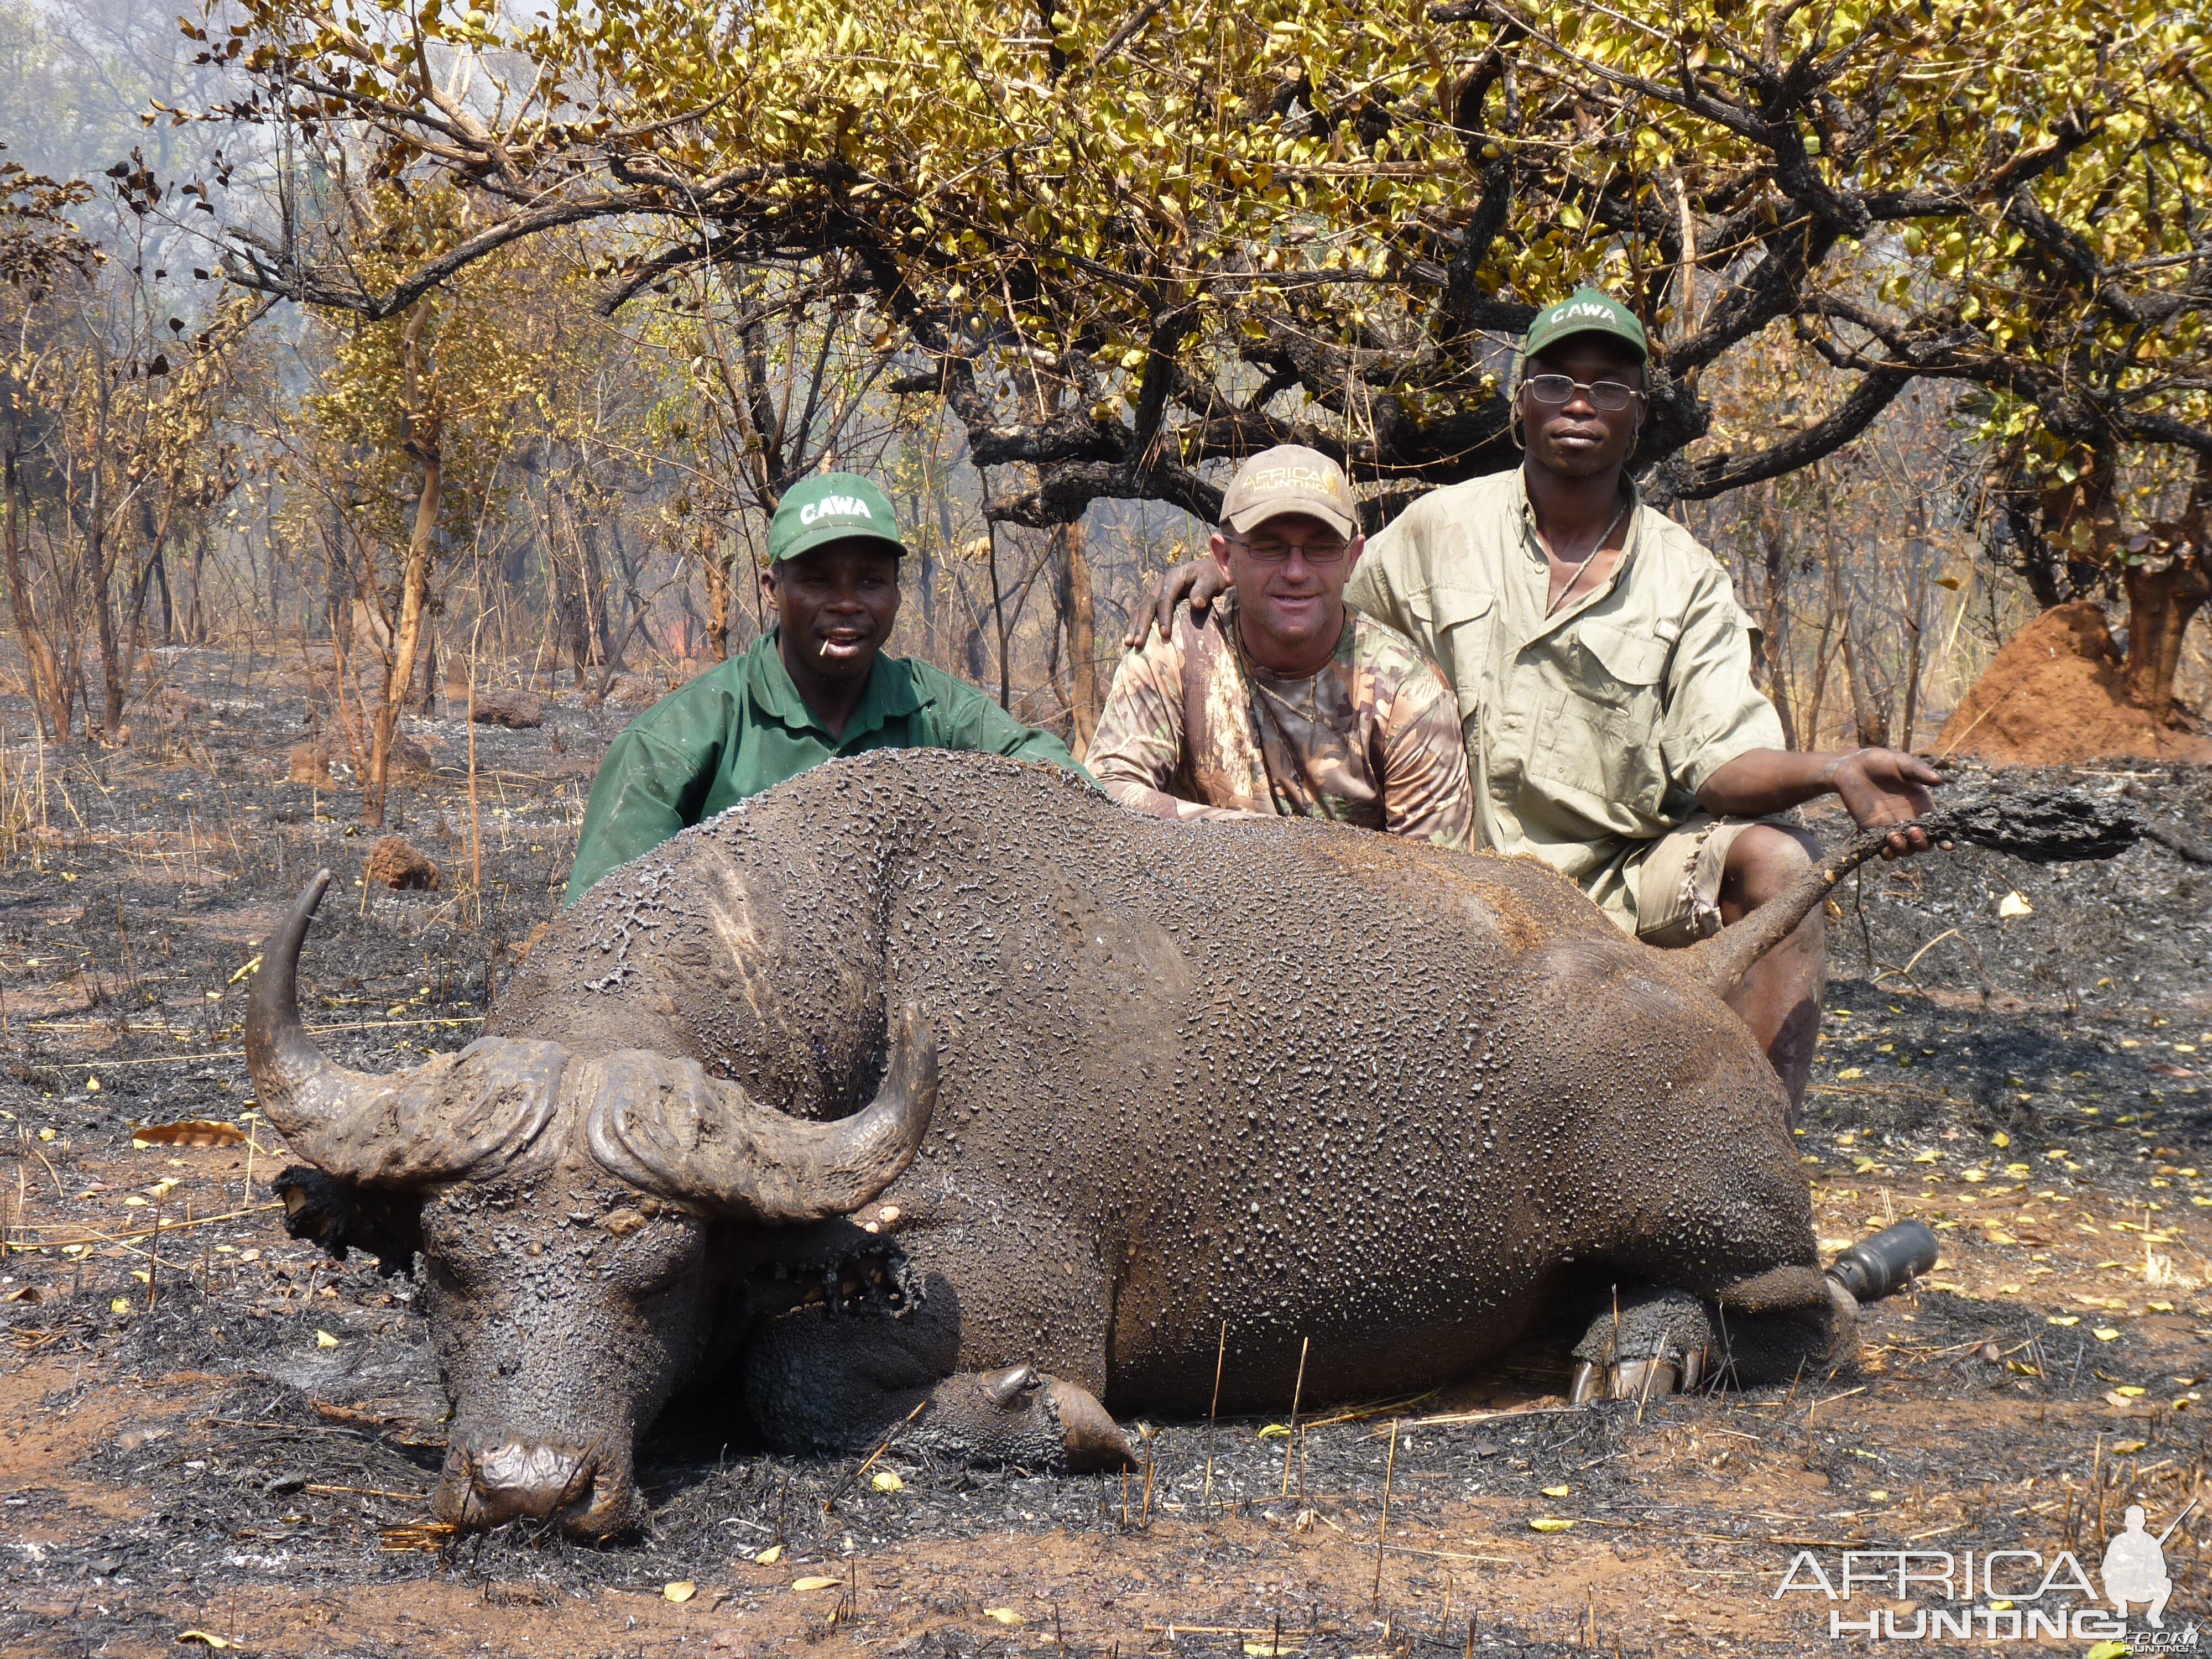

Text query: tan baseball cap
(1219, 445), (1359, 540)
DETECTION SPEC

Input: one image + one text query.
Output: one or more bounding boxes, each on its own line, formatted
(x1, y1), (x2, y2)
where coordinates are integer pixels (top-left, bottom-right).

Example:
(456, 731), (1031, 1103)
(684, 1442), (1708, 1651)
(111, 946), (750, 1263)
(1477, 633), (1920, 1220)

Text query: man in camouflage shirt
(1088, 446), (1474, 848)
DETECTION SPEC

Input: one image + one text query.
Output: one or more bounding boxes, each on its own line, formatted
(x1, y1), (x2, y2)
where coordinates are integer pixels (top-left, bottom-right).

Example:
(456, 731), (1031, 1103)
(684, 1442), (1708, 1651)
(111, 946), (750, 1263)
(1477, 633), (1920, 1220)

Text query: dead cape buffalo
(248, 750), (2113, 1537)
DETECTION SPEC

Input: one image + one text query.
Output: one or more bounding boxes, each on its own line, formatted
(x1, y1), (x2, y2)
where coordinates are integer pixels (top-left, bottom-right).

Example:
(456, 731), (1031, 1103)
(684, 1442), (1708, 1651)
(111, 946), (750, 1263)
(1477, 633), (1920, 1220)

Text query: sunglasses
(1520, 374), (1644, 412)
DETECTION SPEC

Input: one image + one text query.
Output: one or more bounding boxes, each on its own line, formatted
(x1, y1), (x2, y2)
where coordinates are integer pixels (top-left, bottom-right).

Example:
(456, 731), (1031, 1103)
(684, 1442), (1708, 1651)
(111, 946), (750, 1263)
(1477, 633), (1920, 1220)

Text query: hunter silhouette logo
(2106, 1501), (2192, 1627)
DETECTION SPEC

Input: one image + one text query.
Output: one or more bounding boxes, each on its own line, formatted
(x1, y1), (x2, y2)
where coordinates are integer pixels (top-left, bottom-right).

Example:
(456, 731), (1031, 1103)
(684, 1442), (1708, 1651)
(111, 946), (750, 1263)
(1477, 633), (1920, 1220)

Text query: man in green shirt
(1131, 290), (1941, 1108)
(565, 473), (1088, 903)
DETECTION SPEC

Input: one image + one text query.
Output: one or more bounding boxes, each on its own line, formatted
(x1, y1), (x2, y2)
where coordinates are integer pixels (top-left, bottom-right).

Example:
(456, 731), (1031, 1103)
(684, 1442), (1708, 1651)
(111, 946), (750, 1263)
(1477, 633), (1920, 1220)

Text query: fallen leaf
(314, 1331), (339, 1348)
(1997, 891), (2033, 919)
(753, 1544), (784, 1565)
(379, 1521), (453, 1552)
(176, 1632), (238, 1650)
(86, 1076), (100, 1092)
(1244, 1645), (1300, 1658)
(2047, 1316), (2080, 1327)
(1529, 1517), (1574, 1532)
(2087, 1643), (2130, 1659)
(2150, 1064), (2195, 1078)
(2112, 1439), (2148, 1454)
(791, 1576), (841, 1593)
(2094, 1328), (2121, 1342)
(110, 1298), (132, 1314)
(1541, 1484), (1570, 1498)
(870, 1470), (904, 1493)
(2, 1285), (39, 1303)
(133, 1120), (246, 1148)
(2115, 1385), (2146, 1398)
(1990, 1131), (2011, 1149)
(1835, 1067), (1865, 1081)
(1257, 1423), (1292, 1438)
(663, 1582), (696, 1603)
(983, 1609), (1025, 1626)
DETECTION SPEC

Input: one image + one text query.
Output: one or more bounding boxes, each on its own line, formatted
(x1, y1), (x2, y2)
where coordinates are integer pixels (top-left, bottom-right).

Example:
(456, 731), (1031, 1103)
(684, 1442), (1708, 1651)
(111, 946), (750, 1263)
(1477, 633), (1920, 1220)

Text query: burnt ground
(2, 646), (2209, 1657)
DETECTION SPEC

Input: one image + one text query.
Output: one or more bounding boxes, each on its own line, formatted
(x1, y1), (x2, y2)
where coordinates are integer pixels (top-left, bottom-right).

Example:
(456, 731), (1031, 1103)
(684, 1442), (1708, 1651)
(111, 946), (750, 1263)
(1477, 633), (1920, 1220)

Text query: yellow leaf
(1997, 891), (2033, 919)
(1541, 1484), (1569, 1498)
(1529, 1517), (1574, 1532)
(663, 1582), (696, 1603)
(2094, 1328), (2121, 1342)
(1990, 1131), (2011, 1148)
(791, 1576), (841, 1592)
(177, 1634), (238, 1650)
(2112, 1439), (2147, 1454)
(2047, 1316), (2080, 1326)
(870, 1470), (904, 1492)
(315, 1330), (339, 1348)
(111, 1298), (132, 1314)
(2116, 1386), (2146, 1398)
(1257, 1423), (1292, 1438)
(1835, 1067), (1865, 1081)
(2086, 1642), (2131, 1659)
(86, 1076), (101, 1092)
(983, 1608), (1025, 1625)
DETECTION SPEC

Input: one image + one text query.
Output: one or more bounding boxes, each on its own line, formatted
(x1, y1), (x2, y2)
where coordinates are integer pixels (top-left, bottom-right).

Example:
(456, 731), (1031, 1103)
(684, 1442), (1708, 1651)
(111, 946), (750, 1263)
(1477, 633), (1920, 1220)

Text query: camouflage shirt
(1087, 593), (1475, 848)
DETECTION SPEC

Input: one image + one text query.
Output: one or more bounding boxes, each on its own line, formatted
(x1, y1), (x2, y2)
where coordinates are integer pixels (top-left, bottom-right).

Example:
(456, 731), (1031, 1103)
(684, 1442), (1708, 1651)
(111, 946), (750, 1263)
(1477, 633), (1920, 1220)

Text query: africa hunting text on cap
(1218, 445), (1360, 540)
(1520, 286), (1649, 366)
(769, 472), (906, 564)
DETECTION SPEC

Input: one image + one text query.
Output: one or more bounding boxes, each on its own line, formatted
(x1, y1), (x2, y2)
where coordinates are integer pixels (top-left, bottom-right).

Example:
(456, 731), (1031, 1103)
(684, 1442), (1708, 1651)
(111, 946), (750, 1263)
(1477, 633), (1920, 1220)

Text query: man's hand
(1699, 746), (1948, 860)
(1825, 749), (1945, 859)
(1124, 559), (1227, 649)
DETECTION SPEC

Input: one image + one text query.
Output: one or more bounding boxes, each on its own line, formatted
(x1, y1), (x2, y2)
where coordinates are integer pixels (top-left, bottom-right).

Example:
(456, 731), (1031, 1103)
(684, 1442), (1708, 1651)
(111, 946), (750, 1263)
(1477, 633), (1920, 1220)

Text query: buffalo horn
(246, 869), (568, 1183)
(586, 1001), (937, 1222)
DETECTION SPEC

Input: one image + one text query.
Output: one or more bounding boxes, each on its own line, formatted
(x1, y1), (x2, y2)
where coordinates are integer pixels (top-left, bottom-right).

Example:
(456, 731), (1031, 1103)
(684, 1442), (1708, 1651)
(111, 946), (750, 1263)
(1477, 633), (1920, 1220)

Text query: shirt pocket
(1426, 585), (1495, 724)
(1527, 621), (1671, 815)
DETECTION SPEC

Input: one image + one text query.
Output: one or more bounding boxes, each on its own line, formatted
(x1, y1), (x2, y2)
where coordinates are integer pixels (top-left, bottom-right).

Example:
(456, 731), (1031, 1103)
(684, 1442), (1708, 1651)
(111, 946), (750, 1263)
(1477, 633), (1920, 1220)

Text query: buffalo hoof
(1046, 1379), (1138, 1473)
(1569, 1344), (1707, 1405)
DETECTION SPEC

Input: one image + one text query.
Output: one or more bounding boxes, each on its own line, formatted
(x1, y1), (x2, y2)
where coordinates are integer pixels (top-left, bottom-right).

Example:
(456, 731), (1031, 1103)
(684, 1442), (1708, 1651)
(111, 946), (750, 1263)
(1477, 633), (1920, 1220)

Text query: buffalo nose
(437, 1439), (624, 1535)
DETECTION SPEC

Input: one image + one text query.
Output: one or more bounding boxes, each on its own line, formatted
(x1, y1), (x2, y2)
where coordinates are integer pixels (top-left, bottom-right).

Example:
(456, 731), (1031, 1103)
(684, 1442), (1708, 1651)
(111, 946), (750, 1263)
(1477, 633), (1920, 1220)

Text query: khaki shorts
(1631, 815), (1780, 950)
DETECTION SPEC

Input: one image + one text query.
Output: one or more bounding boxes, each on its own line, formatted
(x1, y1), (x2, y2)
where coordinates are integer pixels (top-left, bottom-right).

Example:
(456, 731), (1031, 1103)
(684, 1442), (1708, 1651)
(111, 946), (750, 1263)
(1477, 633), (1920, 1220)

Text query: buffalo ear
(274, 1164), (422, 1277)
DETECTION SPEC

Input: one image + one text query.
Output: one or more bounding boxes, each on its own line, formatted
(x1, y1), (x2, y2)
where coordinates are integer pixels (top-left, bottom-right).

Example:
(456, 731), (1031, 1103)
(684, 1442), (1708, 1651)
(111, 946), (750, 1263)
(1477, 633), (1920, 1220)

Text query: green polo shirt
(564, 631), (1092, 903)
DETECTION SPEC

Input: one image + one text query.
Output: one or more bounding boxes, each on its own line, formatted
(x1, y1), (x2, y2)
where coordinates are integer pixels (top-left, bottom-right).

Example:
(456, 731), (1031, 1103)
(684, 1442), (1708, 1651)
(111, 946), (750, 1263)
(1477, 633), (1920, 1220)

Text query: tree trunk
(1839, 621), (1890, 750)
(1050, 520), (1102, 755)
(703, 539), (735, 661)
(366, 302), (442, 829)
(2, 447), (72, 740)
(2120, 552), (2210, 718)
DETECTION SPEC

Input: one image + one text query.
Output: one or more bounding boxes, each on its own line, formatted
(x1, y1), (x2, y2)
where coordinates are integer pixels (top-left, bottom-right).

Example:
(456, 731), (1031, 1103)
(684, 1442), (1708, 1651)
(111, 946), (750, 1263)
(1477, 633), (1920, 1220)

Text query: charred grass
(2, 653), (2210, 1656)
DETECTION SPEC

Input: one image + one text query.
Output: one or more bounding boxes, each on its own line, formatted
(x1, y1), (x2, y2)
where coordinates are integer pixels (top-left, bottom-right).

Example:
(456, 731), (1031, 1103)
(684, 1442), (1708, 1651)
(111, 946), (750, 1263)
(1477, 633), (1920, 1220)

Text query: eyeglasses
(1229, 535), (1352, 564)
(1521, 373), (1644, 411)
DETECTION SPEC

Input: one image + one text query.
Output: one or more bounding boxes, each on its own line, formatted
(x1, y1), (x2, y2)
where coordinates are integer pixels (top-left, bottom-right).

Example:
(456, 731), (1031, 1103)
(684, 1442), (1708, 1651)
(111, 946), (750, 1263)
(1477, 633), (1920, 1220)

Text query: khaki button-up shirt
(1344, 469), (1784, 928)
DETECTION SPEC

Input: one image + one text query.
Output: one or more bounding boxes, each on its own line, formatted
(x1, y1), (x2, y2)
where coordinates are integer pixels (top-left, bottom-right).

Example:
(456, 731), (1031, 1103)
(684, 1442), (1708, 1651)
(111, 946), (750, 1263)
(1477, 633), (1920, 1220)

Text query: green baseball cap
(769, 472), (905, 564)
(1520, 286), (1648, 366)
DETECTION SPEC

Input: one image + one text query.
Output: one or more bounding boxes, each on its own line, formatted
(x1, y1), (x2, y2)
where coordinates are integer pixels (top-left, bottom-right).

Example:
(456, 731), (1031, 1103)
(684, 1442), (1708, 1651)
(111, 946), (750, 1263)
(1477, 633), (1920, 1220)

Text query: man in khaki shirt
(1134, 289), (1940, 1107)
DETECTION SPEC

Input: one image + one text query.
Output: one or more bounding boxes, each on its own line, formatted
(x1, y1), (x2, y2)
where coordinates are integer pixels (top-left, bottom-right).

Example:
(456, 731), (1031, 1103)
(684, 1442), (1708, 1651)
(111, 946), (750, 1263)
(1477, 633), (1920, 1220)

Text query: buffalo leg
(742, 1300), (1135, 1472)
(1569, 1277), (1853, 1403)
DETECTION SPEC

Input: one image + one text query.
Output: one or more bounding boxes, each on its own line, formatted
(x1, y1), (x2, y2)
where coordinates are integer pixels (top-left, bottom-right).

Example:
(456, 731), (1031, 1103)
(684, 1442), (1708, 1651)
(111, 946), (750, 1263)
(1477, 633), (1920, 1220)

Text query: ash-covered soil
(2, 649), (2208, 1657)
